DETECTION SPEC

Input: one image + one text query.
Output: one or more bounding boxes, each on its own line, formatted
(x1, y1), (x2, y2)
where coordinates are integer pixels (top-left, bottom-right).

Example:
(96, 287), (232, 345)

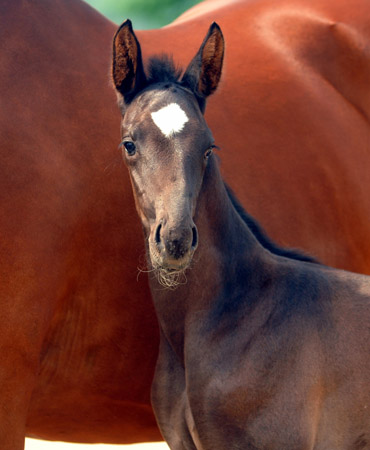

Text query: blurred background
(24, 0), (202, 448)
(84, 0), (200, 28)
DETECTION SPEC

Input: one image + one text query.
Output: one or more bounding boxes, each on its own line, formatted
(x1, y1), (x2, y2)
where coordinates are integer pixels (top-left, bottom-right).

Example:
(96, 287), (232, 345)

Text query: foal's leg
(152, 332), (197, 450)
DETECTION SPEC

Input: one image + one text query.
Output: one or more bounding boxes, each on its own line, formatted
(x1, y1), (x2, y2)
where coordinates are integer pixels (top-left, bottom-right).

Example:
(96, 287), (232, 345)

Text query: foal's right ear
(112, 20), (146, 105)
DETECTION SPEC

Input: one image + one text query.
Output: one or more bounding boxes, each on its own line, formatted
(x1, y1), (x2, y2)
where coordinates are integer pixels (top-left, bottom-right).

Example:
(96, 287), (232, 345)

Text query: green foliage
(84, 0), (201, 29)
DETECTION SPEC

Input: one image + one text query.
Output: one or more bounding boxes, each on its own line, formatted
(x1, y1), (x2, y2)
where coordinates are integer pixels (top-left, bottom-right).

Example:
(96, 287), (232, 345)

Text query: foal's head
(112, 20), (224, 281)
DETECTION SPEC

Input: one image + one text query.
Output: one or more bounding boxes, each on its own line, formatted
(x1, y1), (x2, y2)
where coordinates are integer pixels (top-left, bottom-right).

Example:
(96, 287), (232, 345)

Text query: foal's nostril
(191, 226), (198, 249)
(155, 223), (162, 246)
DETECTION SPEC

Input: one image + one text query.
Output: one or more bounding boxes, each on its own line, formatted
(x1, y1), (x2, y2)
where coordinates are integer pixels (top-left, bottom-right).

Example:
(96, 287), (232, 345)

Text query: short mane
(146, 55), (183, 86)
(225, 184), (319, 264)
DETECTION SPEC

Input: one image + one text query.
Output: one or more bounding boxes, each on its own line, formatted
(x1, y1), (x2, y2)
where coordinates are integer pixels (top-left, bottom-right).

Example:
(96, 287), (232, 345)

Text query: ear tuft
(181, 22), (224, 112)
(112, 19), (146, 104)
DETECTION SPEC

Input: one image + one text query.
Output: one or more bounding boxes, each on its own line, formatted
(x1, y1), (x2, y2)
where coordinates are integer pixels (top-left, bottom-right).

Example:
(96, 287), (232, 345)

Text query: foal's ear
(112, 19), (146, 106)
(181, 22), (224, 113)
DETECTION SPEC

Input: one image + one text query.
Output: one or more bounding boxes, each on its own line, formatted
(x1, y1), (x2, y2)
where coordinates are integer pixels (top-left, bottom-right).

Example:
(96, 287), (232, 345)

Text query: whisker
(137, 265), (156, 282)
(103, 155), (123, 174)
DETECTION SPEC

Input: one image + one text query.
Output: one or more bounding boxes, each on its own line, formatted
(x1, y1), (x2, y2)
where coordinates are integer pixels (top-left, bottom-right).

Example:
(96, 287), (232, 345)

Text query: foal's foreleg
(151, 332), (197, 450)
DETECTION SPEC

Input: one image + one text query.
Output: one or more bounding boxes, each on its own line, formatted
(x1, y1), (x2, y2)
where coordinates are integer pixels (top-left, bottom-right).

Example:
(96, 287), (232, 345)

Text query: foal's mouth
(147, 239), (195, 289)
(148, 242), (195, 271)
(147, 219), (198, 288)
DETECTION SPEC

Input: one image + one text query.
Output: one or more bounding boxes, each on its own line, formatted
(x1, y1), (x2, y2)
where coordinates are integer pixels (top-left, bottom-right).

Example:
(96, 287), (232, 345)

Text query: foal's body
(113, 21), (370, 450)
(152, 161), (370, 449)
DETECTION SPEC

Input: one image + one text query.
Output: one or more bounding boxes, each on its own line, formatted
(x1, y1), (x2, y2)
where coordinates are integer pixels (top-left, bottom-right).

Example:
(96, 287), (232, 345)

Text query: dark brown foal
(112, 20), (370, 450)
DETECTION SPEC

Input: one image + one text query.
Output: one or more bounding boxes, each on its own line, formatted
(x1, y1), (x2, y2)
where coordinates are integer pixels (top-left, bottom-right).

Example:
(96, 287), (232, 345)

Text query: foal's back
(208, 256), (370, 449)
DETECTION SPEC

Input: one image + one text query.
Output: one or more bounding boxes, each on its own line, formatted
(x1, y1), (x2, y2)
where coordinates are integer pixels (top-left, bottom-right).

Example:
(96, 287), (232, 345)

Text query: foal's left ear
(112, 19), (146, 106)
(181, 23), (224, 113)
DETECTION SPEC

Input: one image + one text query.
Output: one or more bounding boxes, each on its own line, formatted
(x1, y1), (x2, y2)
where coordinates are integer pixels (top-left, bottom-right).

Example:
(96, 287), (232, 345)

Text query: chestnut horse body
(1, 0), (370, 447)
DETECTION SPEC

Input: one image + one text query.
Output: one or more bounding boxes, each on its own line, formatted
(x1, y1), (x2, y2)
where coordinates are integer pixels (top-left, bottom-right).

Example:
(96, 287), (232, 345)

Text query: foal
(112, 21), (370, 450)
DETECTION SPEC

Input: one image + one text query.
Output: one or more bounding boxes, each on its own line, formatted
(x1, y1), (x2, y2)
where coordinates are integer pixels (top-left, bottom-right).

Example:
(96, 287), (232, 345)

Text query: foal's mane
(225, 184), (318, 264)
(145, 56), (318, 265)
(146, 55), (183, 85)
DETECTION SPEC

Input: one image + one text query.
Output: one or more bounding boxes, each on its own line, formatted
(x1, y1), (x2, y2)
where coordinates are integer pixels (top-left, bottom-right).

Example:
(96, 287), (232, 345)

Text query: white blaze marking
(151, 103), (189, 137)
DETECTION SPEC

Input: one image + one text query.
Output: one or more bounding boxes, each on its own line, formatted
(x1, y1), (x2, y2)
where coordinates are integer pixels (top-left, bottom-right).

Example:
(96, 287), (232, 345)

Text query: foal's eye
(204, 146), (215, 160)
(122, 141), (136, 156)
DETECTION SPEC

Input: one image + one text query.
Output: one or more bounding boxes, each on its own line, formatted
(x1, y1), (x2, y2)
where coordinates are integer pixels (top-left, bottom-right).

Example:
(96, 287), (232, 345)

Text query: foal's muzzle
(150, 220), (198, 270)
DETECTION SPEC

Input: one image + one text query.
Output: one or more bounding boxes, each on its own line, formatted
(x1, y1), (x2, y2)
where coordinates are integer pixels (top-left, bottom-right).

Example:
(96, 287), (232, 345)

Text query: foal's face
(121, 85), (215, 271)
(112, 19), (224, 276)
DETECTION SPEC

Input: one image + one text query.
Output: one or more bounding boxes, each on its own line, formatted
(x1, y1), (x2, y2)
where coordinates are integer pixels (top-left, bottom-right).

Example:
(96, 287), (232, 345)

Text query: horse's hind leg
(0, 279), (55, 449)
(0, 341), (39, 449)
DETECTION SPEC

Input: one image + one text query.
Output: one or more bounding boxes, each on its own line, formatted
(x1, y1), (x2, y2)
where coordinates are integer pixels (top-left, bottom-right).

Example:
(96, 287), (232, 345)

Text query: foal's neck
(149, 158), (268, 359)
(196, 157), (261, 258)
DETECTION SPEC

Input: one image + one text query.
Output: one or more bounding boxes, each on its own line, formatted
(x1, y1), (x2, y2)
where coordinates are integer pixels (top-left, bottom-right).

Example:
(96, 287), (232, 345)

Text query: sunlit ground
(25, 439), (169, 449)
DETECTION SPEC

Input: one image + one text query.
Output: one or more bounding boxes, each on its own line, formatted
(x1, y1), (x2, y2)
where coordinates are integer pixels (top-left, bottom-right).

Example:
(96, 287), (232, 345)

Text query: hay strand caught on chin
(137, 264), (188, 289)
(137, 257), (189, 290)
(155, 267), (188, 290)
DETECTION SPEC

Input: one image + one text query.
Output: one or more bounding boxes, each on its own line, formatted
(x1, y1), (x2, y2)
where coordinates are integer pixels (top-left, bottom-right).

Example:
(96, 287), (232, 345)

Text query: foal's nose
(155, 222), (198, 260)
(165, 226), (198, 259)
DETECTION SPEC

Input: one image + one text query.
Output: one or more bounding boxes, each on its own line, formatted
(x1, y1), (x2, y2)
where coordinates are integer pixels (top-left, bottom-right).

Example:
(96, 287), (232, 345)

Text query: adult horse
(0, 0), (369, 448)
